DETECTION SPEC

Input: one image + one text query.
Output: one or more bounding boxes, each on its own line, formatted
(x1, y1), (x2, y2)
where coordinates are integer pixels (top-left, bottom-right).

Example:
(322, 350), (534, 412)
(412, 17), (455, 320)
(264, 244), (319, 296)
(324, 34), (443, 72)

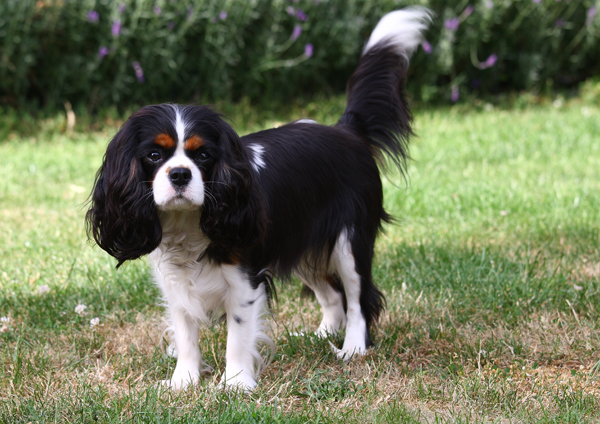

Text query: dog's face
(86, 104), (264, 267)
(136, 106), (220, 212)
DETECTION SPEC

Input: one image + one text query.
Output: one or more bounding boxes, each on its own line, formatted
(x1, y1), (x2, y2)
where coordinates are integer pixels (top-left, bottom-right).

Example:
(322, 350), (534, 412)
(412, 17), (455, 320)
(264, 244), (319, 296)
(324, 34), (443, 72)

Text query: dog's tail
(338, 7), (431, 175)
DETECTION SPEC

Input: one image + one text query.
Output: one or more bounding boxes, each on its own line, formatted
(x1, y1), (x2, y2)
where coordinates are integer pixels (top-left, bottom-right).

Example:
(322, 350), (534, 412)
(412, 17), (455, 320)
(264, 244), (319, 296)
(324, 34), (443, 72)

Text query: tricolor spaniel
(87, 8), (430, 391)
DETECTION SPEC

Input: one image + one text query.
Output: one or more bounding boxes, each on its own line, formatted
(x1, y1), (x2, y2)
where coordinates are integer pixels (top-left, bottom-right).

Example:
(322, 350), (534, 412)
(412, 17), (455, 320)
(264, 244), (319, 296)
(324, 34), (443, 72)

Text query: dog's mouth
(158, 192), (200, 211)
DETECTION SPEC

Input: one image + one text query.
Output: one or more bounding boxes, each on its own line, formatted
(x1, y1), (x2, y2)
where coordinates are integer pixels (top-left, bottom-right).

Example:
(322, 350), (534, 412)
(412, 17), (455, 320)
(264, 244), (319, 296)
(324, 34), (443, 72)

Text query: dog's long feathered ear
(200, 119), (265, 256)
(85, 113), (162, 267)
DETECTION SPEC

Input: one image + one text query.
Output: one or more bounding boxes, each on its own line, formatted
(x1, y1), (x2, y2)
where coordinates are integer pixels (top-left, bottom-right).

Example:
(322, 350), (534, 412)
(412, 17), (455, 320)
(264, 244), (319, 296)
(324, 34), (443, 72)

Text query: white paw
(159, 369), (199, 391)
(314, 326), (340, 338)
(219, 369), (257, 393)
(328, 341), (367, 361)
(290, 329), (336, 339)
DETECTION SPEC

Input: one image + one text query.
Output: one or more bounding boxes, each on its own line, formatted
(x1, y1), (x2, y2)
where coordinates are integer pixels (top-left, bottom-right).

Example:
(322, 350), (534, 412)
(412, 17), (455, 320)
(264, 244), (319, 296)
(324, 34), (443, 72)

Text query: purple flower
(304, 43), (313, 58)
(168, 21), (175, 30)
(112, 20), (121, 37)
(154, 6), (162, 16)
(555, 18), (564, 27)
(445, 17), (460, 31)
(587, 6), (597, 25)
(286, 6), (295, 16)
(87, 10), (99, 23)
(296, 9), (308, 21)
(533, 0), (541, 3)
(219, 11), (227, 20)
(291, 24), (302, 41)
(98, 46), (109, 58)
(118, 4), (125, 13)
(421, 41), (432, 54)
(462, 5), (474, 17)
(132, 61), (145, 83)
(482, 53), (497, 68)
(451, 85), (459, 103)
(485, 1), (494, 8)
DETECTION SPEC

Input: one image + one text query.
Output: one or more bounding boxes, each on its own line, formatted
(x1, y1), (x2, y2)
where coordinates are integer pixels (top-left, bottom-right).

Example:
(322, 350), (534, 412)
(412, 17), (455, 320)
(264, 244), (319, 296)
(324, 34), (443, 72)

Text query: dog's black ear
(200, 119), (265, 256)
(86, 111), (162, 267)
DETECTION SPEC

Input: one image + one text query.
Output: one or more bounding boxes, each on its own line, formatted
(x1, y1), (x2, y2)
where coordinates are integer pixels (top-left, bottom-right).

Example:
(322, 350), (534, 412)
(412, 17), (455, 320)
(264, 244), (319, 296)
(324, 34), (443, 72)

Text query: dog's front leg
(163, 307), (201, 390)
(220, 266), (269, 392)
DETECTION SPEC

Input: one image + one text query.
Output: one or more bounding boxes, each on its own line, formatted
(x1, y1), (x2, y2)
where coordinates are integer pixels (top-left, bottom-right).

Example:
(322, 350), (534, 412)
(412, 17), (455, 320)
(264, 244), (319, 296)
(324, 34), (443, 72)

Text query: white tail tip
(363, 7), (433, 57)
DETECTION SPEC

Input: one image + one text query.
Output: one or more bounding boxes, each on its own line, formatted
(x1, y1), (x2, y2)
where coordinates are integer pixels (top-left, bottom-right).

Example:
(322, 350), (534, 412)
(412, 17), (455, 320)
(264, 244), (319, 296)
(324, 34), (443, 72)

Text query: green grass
(1, 98), (599, 423)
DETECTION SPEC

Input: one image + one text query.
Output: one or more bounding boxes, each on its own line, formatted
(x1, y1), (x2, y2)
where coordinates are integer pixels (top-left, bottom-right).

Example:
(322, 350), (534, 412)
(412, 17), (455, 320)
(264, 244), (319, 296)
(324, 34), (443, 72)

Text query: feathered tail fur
(338, 7), (432, 175)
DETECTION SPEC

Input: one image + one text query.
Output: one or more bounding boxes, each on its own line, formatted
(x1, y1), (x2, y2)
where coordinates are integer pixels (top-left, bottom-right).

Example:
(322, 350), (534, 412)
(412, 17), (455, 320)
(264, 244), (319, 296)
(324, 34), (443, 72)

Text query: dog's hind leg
(330, 229), (384, 360)
(300, 275), (347, 337)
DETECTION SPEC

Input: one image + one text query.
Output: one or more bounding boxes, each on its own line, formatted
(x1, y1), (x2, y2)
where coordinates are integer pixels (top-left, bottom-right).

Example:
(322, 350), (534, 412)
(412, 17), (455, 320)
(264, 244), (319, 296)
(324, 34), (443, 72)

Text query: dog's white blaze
(248, 144), (266, 173)
(174, 106), (187, 153)
(363, 7), (431, 58)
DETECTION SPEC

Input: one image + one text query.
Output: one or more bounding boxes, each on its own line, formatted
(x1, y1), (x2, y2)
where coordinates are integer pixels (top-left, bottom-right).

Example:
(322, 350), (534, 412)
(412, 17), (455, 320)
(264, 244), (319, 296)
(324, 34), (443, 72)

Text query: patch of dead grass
(2, 289), (599, 421)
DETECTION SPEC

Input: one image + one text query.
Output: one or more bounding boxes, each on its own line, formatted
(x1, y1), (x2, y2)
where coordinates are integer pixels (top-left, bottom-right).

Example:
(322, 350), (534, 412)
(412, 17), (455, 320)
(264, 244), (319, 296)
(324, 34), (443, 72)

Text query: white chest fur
(149, 209), (269, 391)
(150, 210), (228, 324)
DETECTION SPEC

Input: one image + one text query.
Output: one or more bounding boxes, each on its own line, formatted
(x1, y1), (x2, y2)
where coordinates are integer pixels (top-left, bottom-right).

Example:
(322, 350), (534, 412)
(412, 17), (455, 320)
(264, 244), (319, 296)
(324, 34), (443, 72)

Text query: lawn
(0, 98), (599, 423)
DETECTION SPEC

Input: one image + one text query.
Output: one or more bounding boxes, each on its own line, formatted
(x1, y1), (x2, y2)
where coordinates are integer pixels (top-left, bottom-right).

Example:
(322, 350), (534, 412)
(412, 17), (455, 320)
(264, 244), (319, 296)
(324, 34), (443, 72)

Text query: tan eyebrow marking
(154, 133), (175, 149)
(184, 135), (204, 151)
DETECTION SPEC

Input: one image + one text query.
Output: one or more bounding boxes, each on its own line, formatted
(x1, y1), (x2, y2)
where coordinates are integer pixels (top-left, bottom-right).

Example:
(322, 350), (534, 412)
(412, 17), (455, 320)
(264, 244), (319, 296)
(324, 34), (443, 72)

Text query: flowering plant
(0, 0), (597, 110)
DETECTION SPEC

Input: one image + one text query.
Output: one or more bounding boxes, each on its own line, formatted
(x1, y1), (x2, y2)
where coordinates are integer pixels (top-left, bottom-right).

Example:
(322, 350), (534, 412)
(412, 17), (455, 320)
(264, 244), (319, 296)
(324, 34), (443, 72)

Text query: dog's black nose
(169, 167), (192, 187)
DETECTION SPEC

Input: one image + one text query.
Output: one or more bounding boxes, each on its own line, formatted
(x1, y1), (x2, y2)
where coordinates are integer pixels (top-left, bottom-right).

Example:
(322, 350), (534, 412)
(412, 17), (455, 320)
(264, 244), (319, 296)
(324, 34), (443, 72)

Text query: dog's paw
(159, 368), (199, 391)
(289, 329), (336, 339)
(314, 327), (340, 339)
(219, 369), (257, 393)
(328, 341), (367, 362)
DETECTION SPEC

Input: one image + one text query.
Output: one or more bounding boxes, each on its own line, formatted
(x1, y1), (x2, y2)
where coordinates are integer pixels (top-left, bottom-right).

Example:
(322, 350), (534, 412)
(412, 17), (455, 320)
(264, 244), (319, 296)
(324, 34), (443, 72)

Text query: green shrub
(0, 0), (598, 111)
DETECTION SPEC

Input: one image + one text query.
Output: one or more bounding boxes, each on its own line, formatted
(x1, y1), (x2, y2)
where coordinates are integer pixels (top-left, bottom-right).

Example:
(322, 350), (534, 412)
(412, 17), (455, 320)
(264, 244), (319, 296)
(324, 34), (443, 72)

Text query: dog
(86, 8), (430, 391)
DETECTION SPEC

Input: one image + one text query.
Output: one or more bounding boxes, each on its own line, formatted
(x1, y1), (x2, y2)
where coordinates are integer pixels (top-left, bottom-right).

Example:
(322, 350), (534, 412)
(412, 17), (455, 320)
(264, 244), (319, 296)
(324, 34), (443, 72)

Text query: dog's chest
(150, 211), (230, 320)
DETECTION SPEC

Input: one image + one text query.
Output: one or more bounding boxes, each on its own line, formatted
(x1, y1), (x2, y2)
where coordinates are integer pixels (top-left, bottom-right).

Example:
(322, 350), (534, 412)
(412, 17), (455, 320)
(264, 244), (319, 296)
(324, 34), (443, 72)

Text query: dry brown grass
(2, 283), (599, 422)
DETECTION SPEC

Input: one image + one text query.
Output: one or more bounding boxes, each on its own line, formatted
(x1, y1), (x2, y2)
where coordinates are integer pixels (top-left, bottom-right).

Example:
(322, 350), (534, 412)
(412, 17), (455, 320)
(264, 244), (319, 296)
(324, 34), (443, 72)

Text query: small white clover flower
(0, 316), (11, 333)
(38, 285), (50, 294)
(75, 304), (87, 316)
(90, 317), (100, 328)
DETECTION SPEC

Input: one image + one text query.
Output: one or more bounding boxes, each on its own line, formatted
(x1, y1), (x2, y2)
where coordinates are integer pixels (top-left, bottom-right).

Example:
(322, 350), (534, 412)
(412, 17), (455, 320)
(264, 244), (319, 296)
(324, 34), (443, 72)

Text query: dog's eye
(197, 152), (210, 161)
(147, 151), (162, 162)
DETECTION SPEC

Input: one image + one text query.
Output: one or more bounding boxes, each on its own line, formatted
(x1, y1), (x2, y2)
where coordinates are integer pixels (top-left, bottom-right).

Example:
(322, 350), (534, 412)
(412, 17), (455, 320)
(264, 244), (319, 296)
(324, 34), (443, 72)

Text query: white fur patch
(248, 144), (266, 173)
(363, 7), (432, 58)
(173, 106), (187, 149)
(151, 211), (271, 391)
(330, 230), (368, 360)
(295, 119), (317, 124)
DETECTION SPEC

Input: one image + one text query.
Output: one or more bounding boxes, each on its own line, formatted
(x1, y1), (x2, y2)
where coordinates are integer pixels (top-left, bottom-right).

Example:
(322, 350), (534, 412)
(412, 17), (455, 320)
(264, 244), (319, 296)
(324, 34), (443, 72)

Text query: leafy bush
(0, 0), (598, 111)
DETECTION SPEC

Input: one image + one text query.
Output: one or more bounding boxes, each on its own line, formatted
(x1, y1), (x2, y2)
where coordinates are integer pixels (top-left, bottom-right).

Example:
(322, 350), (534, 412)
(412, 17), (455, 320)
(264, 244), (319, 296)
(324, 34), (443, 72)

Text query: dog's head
(86, 104), (263, 267)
